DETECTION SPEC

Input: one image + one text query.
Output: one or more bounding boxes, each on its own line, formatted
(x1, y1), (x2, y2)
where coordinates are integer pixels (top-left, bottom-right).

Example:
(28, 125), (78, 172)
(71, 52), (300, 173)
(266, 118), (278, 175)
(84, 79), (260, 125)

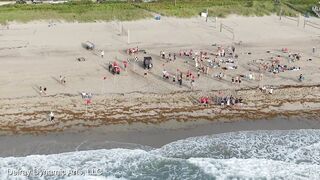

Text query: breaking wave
(1, 129), (320, 179)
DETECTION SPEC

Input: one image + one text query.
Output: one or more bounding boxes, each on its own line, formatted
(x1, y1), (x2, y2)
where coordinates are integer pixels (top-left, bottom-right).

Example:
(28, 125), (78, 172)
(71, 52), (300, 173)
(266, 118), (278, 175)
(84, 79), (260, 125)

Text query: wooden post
(304, 18), (306, 28)
(215, 17), (218, 28)
(297, 14), (300, 27)
(220, 23), (222, 32)
(206, 9), (208, 22)
(127, 29), (130, 44)
(120, 23), (122, 35)
(174, 0), (176, 6)
(279, 7), (282, 20)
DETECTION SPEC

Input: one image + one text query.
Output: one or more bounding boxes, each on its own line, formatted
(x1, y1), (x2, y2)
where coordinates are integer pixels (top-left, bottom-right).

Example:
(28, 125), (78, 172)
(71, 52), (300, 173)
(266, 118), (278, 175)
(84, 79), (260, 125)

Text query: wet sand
(1, 117), (320, 157)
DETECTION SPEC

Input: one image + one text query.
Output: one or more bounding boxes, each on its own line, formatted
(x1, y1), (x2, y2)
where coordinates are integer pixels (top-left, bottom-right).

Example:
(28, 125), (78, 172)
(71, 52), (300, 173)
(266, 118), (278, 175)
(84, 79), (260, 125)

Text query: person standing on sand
(59, 75), (66, 84)
(259, 73), (263, 81)
(123, 60), (128, 71)
(162, 69), (167, 79)
(39, 86), (43, 95)
(178, 76), (182, 86)
(299, 74), (304, 82)
(191, 75), (195, 89)
(49, 111), (54, 121)
(101, 50), (104, 58)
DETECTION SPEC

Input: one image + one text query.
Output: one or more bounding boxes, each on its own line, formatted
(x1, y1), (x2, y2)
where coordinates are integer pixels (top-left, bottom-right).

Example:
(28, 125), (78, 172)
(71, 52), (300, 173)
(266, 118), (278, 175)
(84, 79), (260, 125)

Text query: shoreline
(1, 117), (320, 157)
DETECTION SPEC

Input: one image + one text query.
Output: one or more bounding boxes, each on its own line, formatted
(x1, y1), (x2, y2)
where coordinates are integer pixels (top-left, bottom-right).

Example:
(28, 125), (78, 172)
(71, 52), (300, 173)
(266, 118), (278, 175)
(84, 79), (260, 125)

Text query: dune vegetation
(0, 0), (318, 24)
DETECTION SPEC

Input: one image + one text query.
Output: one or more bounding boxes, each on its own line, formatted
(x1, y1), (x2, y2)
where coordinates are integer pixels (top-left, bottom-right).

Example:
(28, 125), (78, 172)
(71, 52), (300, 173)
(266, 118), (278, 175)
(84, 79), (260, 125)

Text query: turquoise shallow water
(1, 129), (320, 180)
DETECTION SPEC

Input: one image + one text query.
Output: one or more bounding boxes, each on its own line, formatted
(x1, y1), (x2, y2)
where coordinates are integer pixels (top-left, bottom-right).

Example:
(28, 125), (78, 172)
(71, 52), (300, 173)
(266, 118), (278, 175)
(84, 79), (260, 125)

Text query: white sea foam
(64, 176), (127, 180)
(152, 129), (320, 164)
(1, 129), (320, 179)
(188, 158), (320, 179)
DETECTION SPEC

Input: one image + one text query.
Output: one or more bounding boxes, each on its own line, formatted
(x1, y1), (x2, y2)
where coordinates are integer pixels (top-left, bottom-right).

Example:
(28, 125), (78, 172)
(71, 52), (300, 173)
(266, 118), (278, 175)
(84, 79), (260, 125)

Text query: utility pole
(174, 0), (176, 6)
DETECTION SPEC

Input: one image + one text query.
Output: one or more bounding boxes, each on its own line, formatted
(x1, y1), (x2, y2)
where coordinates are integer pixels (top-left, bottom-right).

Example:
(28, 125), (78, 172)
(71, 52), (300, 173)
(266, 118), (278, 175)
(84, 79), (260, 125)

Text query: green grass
(0, 1), (152, 24)
(138, 0), (315, 17)
(0, 0), (318, 24)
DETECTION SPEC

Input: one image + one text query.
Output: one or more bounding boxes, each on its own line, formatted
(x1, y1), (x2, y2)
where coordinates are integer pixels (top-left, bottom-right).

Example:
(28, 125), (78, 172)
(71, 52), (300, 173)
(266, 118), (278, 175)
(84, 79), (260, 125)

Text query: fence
(279, 9), (300, 27)
(207, 17), (218, 28)
(220, 23), (235, 40)
(304, 19), (320, 30)
(114, 22), (130, 44)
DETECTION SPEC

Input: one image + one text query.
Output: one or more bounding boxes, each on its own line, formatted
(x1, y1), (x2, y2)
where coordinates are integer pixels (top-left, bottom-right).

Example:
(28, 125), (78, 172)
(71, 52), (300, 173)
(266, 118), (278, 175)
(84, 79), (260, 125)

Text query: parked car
(82, 41), (95, 50)
(143, 56), (153, 69)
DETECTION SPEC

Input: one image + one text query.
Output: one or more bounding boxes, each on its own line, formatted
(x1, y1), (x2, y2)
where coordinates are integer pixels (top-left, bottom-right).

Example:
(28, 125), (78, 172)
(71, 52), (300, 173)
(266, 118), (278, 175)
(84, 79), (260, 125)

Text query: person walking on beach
(49, 111), (54, 121)
(299, 74), (304, 82)
(123, 60), (128, 71)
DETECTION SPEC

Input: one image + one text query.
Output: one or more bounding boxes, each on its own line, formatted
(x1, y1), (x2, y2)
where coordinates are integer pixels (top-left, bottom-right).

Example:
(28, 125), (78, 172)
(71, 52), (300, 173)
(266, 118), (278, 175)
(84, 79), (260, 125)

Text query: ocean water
(1, 129), (320, 180)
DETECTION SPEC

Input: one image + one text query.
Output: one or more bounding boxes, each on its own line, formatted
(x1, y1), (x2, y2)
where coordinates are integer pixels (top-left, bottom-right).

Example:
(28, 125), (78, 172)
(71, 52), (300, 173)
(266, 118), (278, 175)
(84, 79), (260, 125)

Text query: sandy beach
(1, 15), (320, 156)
